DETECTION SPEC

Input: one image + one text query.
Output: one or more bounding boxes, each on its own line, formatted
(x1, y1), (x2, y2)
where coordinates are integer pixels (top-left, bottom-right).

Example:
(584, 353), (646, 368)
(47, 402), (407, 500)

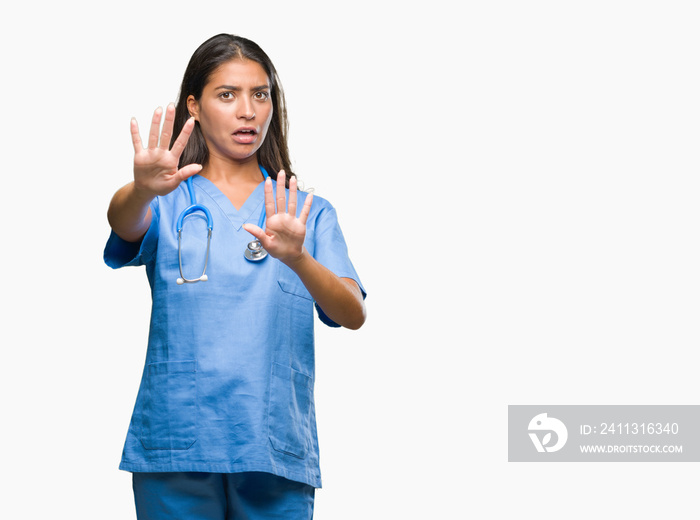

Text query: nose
(238, 98), (255, 120)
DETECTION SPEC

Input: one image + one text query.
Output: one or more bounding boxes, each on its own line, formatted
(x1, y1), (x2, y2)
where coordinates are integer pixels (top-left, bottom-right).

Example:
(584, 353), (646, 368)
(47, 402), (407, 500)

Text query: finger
(130, 117), (143, 154)
(277, 170), (287, 213)
(177, 163), (203, 182)
(170, 117), (196, 158)
(242, 223), (265, 241)
(299, 192), (313, 225)
(298, 192), (313, 225)
(148, 106), (163, 149)
(159, 103), (176, 150)
(264, 177), (275, 219)
(288, 175), (298, 217)
(243, 224), (272, 250)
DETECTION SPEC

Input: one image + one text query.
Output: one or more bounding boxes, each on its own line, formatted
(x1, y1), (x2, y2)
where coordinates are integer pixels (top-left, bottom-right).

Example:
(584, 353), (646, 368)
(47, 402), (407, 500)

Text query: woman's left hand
(243, 170), (313, 266)
(246, 170), (365, 329)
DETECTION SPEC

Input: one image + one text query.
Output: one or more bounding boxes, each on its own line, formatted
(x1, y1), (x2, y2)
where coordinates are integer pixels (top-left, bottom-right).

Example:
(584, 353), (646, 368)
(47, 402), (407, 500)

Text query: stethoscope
(176, 166), (270, 285)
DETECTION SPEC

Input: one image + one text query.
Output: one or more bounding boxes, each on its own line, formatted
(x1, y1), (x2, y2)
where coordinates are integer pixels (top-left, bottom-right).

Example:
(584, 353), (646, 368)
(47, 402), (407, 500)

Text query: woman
(105, 34), (366, 519)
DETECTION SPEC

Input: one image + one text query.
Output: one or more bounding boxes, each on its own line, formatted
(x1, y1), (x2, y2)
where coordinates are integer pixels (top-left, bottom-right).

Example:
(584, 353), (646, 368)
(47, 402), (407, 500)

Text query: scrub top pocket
(140, 360), (197, 450)
(268, 363), (313, 459)
(277, 262), (313, 301)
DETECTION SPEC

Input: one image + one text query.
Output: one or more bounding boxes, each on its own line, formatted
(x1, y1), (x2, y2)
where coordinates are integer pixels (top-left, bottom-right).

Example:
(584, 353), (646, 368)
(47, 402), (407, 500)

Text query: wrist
(282, 247), (309, 271)
(131, 180), (157, 203)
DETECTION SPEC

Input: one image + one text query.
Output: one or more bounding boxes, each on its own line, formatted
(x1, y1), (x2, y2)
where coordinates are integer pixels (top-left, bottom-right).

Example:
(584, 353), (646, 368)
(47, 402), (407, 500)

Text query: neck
(200, 154), (263, 186)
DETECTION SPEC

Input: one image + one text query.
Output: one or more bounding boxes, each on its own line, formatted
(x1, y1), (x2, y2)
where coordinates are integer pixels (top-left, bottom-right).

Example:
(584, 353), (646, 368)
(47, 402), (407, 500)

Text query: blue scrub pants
(132, 472), (315, 520)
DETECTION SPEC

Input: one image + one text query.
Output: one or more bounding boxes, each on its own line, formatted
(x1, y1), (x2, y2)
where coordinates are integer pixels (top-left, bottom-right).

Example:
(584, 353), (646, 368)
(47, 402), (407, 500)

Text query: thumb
(243, 223), (265, 242)
(178, 163), (203, 182)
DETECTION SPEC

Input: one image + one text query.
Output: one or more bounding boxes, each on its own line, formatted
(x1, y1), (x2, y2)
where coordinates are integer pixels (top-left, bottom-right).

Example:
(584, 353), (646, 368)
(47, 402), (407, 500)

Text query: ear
(187, 95), (199, 120)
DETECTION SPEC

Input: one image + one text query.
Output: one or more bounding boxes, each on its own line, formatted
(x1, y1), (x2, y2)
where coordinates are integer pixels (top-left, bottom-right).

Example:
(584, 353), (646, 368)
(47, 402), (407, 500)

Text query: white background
(2, 0), (699, 518)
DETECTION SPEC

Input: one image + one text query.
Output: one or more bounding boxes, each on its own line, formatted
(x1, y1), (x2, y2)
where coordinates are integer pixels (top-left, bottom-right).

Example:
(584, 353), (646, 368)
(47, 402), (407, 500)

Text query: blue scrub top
(104, 175), (365, 488)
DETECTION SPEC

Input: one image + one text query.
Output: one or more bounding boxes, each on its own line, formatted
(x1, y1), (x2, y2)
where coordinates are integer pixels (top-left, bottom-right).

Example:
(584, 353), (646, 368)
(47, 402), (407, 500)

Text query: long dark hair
(171, 34), (294, 182)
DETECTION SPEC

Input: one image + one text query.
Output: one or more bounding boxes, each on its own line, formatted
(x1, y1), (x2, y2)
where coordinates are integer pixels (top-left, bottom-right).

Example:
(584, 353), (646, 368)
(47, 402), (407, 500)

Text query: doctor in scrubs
(105, 34), (367, 520)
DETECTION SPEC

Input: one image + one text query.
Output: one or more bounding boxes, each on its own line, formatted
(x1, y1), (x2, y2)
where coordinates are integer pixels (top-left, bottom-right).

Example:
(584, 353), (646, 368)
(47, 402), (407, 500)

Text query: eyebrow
(214, 84), (270, 91)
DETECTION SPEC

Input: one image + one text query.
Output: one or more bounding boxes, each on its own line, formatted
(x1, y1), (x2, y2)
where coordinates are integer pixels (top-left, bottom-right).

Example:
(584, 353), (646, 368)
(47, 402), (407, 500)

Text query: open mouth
(232, 128), (258, 144)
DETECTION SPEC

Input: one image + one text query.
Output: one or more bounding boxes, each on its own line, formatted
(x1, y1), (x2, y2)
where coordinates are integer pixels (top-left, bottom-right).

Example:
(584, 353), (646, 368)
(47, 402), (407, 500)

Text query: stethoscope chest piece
(244, 240), (268, 262)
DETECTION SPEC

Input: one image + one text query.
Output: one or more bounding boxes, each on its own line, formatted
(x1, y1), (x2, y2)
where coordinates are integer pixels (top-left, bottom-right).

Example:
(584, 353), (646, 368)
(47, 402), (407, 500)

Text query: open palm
(243, 171), (313, 265)
(131, 104), (201, 197)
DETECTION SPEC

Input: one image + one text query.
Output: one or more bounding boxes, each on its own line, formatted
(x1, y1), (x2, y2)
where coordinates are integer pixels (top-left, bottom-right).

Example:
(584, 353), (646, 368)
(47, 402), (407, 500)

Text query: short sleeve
(103, 199), (159, 269)
(311, 203), (366, 327)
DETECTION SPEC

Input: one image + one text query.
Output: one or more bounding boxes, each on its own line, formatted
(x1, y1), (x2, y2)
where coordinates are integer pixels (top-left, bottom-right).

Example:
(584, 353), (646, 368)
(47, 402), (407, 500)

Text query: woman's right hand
(131, 103), (202, 197)
(108, 104), (201, 242)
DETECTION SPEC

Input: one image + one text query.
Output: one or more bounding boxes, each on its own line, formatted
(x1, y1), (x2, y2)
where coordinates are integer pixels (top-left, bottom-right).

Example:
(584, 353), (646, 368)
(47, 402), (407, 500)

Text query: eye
(254, 91), (270, 101)
(219, 91), (234, 100)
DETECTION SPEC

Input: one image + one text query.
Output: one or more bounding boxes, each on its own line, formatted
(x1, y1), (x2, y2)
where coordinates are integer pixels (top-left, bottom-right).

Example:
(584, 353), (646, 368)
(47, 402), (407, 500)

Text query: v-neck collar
(190, 175), (266, 231)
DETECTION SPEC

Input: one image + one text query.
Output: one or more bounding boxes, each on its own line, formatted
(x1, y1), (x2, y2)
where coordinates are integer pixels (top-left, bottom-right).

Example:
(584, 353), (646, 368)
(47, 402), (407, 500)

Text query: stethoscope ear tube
(176, 177), (215, 284)
(177, 226), (212, 284)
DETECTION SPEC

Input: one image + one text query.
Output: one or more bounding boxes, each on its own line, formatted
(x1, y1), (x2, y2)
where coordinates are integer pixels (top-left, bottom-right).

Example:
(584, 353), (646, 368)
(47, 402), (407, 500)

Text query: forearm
(107, 182), (155, 243)
(285, 250), (366, 330)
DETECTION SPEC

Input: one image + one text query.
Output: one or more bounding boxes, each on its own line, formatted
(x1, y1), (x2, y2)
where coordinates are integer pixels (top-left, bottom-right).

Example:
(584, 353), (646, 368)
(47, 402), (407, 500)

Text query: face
(188, 59), (273, 164)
